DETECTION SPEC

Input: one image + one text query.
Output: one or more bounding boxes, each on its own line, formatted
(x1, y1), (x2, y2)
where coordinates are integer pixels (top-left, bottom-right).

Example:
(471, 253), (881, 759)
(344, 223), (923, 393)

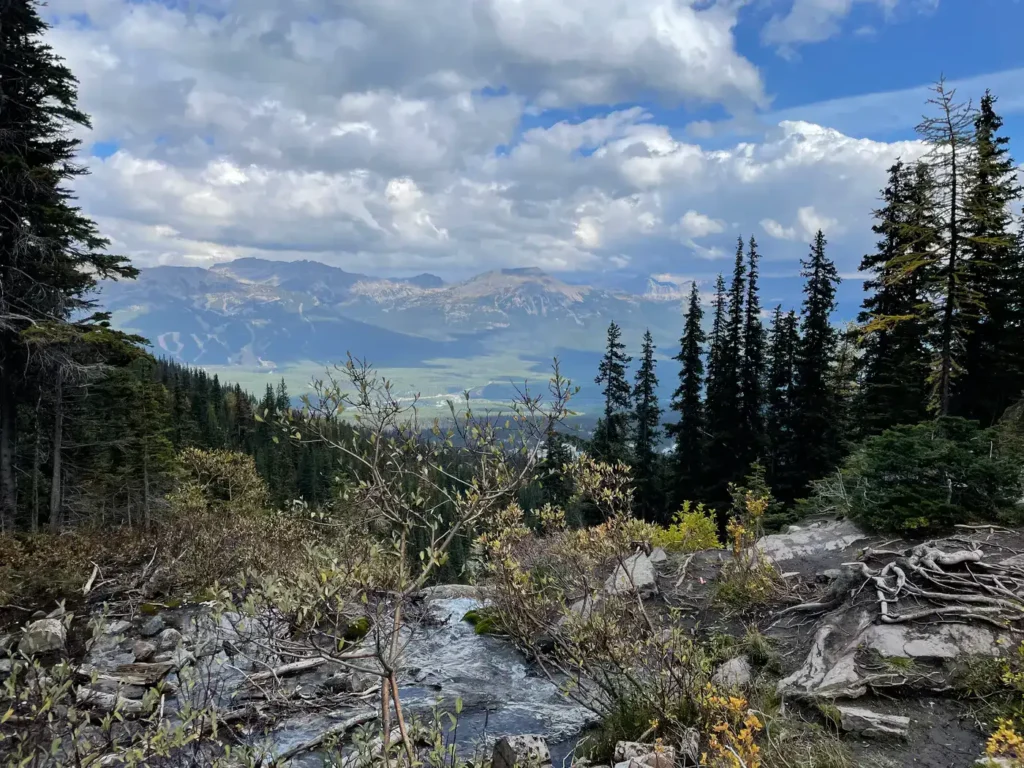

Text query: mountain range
(99, 258), (689, 406)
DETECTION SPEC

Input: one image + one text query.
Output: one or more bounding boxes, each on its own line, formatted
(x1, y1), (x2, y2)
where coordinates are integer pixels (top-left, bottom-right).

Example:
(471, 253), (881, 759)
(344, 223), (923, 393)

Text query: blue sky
(42, 0), (1024, 319)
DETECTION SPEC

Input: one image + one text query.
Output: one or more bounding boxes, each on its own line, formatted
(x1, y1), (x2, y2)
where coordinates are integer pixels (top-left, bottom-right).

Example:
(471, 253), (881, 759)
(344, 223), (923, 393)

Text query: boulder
(19, 618), (66, 655)
(757, 519), (868, 564)
(835, 705), (909, 740)
(492, 735), (552, 768)
(76, 686), (148, 715)
(141, 565), (173, 599)
(133, 640), (157, 662)
(863, 623), (1006, 661)
(605, 553), (657, 597)
(648, 547), (668, 565)
(712, 655), (752, 690)
(140, 616), (165, 638)
(156, 628), (184, 651)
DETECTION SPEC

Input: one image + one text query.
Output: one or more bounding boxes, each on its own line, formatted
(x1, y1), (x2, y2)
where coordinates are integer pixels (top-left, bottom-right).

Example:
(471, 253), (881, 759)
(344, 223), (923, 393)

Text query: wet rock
(493, 735), (551, 768)
(19, 618), (66, 655)
(757, 519), (868, 564)
(835, 705), (909, 740)
(604, 553), (657, 597)
(712, 656), (752, 690)
(133, 640), (157, 662)
(140, 616), (165, 638)
(156, 628), (184, 651)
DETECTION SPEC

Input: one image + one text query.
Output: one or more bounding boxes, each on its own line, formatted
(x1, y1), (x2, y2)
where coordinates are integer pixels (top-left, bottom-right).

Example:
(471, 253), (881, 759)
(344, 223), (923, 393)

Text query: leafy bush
(651, 502), (722, 553)
(806, 417), (1023, 533)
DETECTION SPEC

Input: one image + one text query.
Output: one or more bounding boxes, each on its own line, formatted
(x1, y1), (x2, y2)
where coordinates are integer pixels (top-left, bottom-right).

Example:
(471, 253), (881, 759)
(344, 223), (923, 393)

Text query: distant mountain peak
(500, 266), (546, 277)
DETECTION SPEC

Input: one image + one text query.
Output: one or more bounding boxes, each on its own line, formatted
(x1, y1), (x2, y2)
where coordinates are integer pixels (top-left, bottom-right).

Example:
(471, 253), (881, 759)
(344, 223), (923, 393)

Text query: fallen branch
(244, 657), (327, 686)
(269, 709), (378, 765)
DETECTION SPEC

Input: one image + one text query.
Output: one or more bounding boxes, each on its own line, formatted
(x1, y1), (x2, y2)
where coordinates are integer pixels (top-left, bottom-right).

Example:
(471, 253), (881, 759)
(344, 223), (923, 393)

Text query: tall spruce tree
(856, 159), (931, 434)
(958, 91), (1024, 424)
(593, 321), (633, 463)
(704, 260), (743, 505)
(913, 78), (978, 416)
(0, 0), (137, 529)
(740, 236), (767, 463)
(632, 330), (663, 520)
(765, 307), (800, 501)
(791, 231), (842, 494)
(668, 282), (706, 508)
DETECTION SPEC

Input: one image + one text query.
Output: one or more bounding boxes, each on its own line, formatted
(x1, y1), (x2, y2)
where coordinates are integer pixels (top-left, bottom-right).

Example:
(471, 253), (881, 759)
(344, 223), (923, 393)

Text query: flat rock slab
(605, 553), (657, 596)
(836, 705), (910, 740)
(757, 519), (868, 564)
(863, 623), (1008, 660)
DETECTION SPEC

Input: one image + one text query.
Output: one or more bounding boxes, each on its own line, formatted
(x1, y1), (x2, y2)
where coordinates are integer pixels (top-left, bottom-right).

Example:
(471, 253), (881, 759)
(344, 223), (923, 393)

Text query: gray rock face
(836, 705), (910, 739)
(712, 655), (753, 690)
(492, 735), (551, 768)
(19, 618), (66, 655)
(863, 623), (1007, 660)
(757, 519), (868, 563)
(133, 640), (157, 662)
(604, 553), (657, 596)
(140, 616), (165, 638)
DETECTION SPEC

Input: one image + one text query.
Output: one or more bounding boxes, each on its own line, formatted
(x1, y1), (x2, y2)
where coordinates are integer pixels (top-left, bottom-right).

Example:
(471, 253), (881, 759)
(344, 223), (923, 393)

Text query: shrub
(806, 418), (1023, 533)
(651, 502), (722, 553)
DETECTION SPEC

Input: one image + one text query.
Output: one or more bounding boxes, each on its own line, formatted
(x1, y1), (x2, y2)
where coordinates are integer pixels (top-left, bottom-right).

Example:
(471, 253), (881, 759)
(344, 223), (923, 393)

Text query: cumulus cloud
(40, 0), (931, 283)
(760, 205), (841, 242)
(762, 0), (933, 49)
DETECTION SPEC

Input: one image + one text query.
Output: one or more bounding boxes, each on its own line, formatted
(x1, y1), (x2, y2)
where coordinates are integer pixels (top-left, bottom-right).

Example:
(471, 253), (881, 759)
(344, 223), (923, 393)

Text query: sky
(43, 0), (1024, 316)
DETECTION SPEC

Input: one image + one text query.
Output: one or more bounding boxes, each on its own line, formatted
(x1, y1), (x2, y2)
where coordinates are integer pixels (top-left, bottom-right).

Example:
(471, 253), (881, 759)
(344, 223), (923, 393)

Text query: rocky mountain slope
(98, 259), (685, 369)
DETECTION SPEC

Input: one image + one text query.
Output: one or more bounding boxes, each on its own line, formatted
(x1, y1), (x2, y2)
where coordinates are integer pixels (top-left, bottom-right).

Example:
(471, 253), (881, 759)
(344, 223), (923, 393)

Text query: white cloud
(760, 205), (841, 242)
(760, 218), (798, 241)
(38, 0), (937, 283)
(675, 210), (727, 238)
(762, 0), (904, 48)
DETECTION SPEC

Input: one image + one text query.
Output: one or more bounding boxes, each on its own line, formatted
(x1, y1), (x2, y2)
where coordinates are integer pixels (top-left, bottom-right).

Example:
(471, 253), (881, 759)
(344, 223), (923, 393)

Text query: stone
(679, 728), (700, 766)
(103, 620), (133, 636)
(604, 553), (657, 597)
(613, 743), (676, 768)
(863, 623), (1006, 660)
(133, 640), (157, 662)
(0, 659), (12, 675)
(712, 655), (752, 690)
(648, 547), (668, 564)
(757, 519), (868, 563)
(492, 735), (551, 768)
(19, 618), (66, 655)
(111, 662), (174, 686)
(151, 648), (195, 669)
(0, 633), (14, 651)
(836, 705), (909, 740)
(156, 627), (184, 651)
(141, 565), (173, 599)
(140, 616), (165, 638)
(76, 686), (148, 715)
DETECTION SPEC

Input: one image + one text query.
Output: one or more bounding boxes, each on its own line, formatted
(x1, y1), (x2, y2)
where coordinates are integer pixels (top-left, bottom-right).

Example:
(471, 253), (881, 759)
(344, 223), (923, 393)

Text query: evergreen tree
(703, 271), (738, 505)
(632, 329), (662, 520)
(959, 91), (1024, 424)
(668, 282), (706, 508)
(740, 236), (767, 463)
(0, 0), (137, 529)
(593, 321), (633, 463)
(856, 159), (931, 434)
(913, 78), (978, 415)
(765, 307), (800, 501)
(791, 231), (842, 494)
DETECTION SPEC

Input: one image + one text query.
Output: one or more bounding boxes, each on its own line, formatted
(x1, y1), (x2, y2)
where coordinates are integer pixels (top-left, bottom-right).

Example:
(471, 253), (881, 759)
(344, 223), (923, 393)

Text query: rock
(90, 677), (148, 699)
(19, 618), (66, 655)
(605, 553), (657, 597)
(151, 648), (195, 669)
(0, 633), (14, 651)
(492, 735), (552, 768)
(141, 565), (173, 599)
(103, 620), (133, 636)
(133, 640), (157, 662)
(712, 655), (752, 690)
(76, 686), (148, 715)
(0, 659), (12, 675)
(613, 743), (676, 768)
(863, 623), (1006, 660)
(648, 547), (668, 565)
(835, 705), (909, 740)
(757, 519), (868, 563)
(156, 628), (183, 651)
(140, 616), (165, 638)
(679, 728), (700, 766)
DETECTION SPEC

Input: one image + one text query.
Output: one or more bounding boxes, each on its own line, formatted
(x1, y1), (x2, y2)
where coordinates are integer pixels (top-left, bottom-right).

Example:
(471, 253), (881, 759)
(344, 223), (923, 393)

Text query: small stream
(269, 597), (596, 766)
